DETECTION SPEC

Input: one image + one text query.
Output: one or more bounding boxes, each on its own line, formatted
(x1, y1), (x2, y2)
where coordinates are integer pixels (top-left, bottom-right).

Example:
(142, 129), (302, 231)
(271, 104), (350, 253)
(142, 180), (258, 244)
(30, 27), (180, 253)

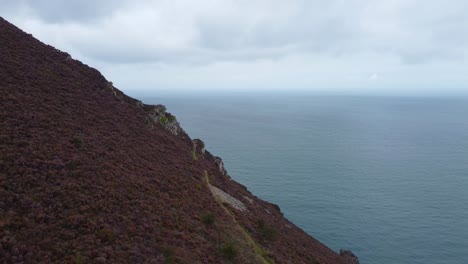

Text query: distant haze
(1, 0), (467, 95)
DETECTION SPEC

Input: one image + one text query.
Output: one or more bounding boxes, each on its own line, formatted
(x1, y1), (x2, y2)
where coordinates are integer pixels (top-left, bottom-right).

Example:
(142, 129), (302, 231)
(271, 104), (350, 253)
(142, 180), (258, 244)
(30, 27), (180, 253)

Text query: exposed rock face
(192, 139), (206, 155)
(144, 104), (185, 136)
(160, 114), (182, 135)
(0, 17), (358, 264)
(214, 156), (227, 175)
(208, 184), (248, 212)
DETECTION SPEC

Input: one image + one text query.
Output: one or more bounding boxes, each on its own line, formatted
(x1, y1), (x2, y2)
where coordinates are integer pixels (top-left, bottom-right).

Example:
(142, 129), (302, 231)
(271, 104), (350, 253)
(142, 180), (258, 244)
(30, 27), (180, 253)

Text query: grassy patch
(240, 226), (275, 264)
(159, 115), (168, 125)
(72, 252), (86, 264)
(306, 255), (321, 263)
(257, 220), (277, 241)
(201, 213), (215, 226)
(70, 136), (83, 148)
(96, 228), (114, 243)
(65, 160), (82, 171)
(220, 241), (238, 261)
(204, 170), (273, 264)
(192, 149), (198, 161)
(162, 247), (175, 264)
(167, 115), (176, 122)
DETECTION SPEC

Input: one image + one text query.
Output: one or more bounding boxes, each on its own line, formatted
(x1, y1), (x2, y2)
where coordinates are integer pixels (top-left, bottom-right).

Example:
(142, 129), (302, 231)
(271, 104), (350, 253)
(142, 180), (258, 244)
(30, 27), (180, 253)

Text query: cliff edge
(0, 17), (358, 264)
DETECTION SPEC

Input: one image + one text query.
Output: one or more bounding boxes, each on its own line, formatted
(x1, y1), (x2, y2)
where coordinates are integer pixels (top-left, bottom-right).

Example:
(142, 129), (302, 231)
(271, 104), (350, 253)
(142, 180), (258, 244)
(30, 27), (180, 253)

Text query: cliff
(0, 17), (358, 264)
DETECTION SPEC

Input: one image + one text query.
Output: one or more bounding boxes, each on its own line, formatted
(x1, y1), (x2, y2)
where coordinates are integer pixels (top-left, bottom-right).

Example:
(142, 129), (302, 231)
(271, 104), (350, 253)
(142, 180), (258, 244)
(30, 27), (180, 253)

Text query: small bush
(167, 115), (176, 122)
(162, 247), (175, 264)
(159, 115), (168, 125)
(201, 213), (215, 226)
(70, 136), (83, 148)
(306, 255), (321, 264)
(257, 220), (277, 241)
(72, 253), (86, 264)
(65, 160), (82, 171)
(220, 241), (238, 260)
(96, 228), (114, 242)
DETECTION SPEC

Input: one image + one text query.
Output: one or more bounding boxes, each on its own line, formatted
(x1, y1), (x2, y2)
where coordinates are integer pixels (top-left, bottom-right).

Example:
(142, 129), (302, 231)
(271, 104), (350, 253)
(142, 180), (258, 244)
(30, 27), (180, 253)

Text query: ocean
(142, 92), (468, 264)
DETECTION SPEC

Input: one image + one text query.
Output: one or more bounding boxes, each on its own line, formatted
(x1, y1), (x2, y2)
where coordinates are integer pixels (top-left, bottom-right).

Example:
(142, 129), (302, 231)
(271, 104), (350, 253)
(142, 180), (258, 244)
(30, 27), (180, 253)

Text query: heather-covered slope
(0, 17), (358, 264)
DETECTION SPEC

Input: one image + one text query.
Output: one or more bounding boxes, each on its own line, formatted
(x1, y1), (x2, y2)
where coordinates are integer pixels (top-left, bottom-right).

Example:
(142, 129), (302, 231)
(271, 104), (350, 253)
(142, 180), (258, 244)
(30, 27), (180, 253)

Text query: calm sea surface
(143, 93), (468, 264)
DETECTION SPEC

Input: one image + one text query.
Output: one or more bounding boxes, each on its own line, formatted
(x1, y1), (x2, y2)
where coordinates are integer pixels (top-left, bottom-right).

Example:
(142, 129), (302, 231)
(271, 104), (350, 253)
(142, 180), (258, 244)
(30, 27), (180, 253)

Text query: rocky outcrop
(340, 249), (360, 264)
(146, 104), (183, 135)
(192, 139), (230, 178)
(208, 184), (248, 212)
(105, 81), (187, 139)
(214, 156), (227, 175)
(192, 139), (206, 155)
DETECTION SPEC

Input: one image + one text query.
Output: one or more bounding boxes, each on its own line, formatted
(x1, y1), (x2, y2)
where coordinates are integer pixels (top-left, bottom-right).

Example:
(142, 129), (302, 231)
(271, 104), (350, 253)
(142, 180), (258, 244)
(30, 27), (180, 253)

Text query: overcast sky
(1, 0), (467, 95)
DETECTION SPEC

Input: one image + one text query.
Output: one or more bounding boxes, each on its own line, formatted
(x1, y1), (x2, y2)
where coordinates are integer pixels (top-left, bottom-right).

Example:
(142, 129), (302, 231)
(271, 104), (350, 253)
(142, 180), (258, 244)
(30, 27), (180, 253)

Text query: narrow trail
(203, 171), (274, 264)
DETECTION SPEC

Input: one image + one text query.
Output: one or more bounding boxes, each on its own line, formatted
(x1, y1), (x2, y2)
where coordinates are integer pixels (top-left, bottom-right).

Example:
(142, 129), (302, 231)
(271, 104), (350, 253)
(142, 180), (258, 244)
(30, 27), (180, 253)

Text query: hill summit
(0, 17), (358, 264)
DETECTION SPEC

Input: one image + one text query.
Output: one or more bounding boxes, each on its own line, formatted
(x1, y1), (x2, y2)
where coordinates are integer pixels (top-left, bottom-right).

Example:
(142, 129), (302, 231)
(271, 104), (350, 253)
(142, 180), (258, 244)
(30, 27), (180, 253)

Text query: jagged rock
(271, 203), (282, 214)
(340, 249), (360, 264)
(214, 156), (227, 175)
(145, 104), (184, 136)
(192, 139), (206, 155)
(135, 100), (144, 108)
(161, 116), (182, 136)
(152, 104), (167, 114)
(243, 195), (254, 204)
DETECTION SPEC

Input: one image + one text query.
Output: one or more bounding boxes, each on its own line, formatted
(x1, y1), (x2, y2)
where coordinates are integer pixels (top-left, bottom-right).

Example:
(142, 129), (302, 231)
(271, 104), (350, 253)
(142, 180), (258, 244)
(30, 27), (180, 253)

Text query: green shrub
(220, 241), (238, 260)
(70, 136), (83, 148)
(159, 115), (168, 125)
(72, 253), (86, 264)
(162, 247), (175, 264)
(201, 213), (215, 226)
(306, 255), (321, 264)
(65, 160), (82, 170)
(257, 220), (277, 241)
(96, 228), (114, 242)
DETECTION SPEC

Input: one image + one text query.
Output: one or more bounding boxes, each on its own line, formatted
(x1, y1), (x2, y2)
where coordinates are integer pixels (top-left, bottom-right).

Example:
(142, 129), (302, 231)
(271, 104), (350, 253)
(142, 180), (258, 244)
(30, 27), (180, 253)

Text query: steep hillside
(0, 17), (358, 264)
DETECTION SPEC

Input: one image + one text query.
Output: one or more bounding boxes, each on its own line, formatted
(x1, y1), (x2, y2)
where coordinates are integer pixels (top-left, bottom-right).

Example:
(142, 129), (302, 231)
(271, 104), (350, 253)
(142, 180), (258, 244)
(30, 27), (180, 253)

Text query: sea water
(142, 92), (468, 264)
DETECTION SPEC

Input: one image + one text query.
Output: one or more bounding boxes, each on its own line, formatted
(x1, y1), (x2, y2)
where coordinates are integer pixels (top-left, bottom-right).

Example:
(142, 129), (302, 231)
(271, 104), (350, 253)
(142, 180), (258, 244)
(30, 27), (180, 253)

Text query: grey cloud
(3, 0), (465, 66)
(194, 1), (358, 52)
(0, 0), (467, 92)
(0, 0), (127, 23)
